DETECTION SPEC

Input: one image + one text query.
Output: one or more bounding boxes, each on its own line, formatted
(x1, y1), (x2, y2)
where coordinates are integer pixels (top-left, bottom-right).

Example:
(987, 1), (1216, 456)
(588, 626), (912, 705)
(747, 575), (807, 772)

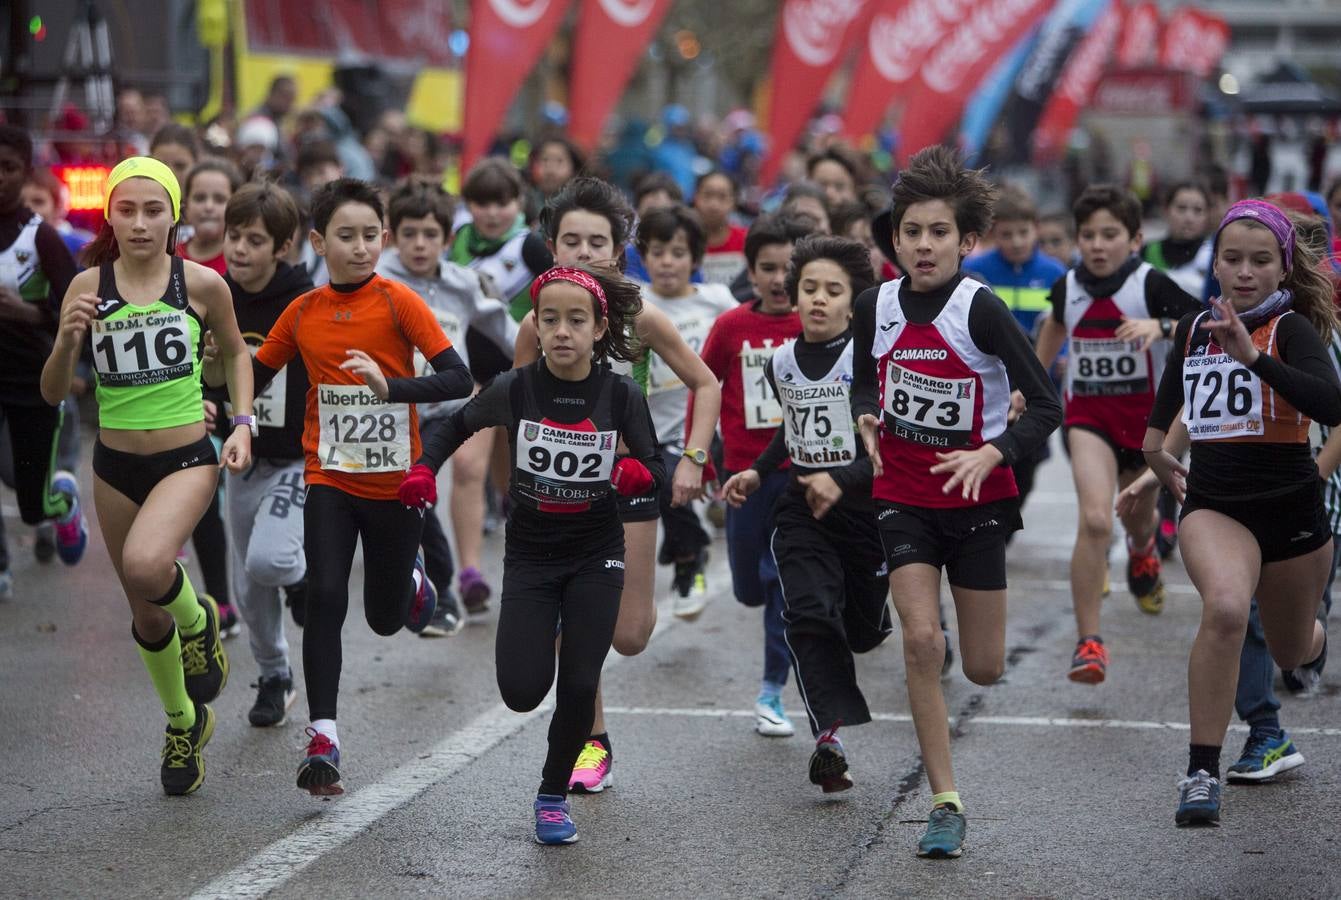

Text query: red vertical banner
(895, 0), (1058, 165)
(1116, 0), (1160, 69)
(1032, 0), (1124, 164)
(1159, 7), (1229, 78)
(568, 0), (676, 152)
(840, 0), (977, 143)
(462, 0), (575, 171)
(760, 0), (874, 185)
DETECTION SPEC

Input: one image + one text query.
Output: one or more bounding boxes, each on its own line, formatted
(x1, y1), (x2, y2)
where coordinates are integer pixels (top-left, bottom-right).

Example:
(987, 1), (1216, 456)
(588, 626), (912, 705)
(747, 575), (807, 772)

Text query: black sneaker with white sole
(249, 671), (297, 727)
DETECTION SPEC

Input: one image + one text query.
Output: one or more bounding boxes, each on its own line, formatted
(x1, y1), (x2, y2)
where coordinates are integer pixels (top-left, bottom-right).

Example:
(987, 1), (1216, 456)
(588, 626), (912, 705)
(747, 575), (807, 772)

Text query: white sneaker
(671, 554), (710, 620)
(754, 695), (794, 737)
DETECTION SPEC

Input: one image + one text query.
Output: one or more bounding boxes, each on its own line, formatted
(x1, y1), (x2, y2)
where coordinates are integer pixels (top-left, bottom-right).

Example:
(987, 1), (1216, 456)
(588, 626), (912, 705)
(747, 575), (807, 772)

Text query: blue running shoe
(1175, 770), (1220, 826)
(917, 807), (966, 858)
(51, 471), (87, 566)
(534, 794), (578, 845)
(405, 553), (437, 634)
(1227, 729), (1305, 783)
(297, 727), (343, 796)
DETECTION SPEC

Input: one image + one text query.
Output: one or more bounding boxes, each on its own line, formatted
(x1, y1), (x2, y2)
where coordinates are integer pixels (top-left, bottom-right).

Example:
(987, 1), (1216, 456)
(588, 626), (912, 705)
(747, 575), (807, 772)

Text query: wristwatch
(683, 447), (709, 466)
(231, 414), (259, 437)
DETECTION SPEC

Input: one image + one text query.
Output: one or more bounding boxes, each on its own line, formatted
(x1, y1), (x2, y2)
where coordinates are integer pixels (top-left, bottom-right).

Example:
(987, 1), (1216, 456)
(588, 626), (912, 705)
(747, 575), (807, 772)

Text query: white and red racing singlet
(1061, 262), (1166, 450)
(871, 277), (1017, 508)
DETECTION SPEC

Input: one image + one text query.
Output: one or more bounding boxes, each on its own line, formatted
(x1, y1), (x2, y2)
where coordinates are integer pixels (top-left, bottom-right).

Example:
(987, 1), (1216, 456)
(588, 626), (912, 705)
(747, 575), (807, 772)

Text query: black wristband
(1160, 317), (1173, 339)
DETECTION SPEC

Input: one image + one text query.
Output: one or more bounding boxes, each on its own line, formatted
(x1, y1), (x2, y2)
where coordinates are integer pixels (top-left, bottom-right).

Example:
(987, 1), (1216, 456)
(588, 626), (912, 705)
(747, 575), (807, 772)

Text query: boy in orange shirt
(252, 178), (473, 795)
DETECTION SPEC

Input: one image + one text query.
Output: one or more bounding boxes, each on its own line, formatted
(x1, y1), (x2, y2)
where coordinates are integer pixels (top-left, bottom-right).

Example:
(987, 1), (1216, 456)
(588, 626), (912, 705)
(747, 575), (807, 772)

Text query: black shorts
(1181, 483), (1332, 564)
(1064, 425), (1146, 475)
(874, 498), (1022, 591)
(93, 435), (217, 506)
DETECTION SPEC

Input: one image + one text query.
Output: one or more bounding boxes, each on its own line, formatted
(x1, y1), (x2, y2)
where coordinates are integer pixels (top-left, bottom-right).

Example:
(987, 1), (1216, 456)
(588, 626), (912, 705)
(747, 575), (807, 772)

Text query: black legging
(495, 544), (623, 796)
(302, 484), (426, 720)
(190, 487), (231, 604)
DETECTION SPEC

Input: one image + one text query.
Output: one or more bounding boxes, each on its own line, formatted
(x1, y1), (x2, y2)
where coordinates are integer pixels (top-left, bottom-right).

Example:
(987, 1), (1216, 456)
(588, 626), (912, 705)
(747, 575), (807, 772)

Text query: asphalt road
(1, 443), (1338, 899)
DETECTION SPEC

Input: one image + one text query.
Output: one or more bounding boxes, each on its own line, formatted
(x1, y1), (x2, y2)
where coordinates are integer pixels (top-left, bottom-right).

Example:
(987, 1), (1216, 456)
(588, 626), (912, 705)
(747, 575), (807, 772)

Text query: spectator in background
(149, 124), (201, 191)
(142, 91), (171, 138)
(255, 75), (299, 129)
(112, 87), (150, 155)
(652, 105), (701, 198)
(235, 116), (281, 181)
(806, 147), (862, 208)
(22, 170), (95, 260)
(693, 170), (748, 286)
(527, 137), (584, 223)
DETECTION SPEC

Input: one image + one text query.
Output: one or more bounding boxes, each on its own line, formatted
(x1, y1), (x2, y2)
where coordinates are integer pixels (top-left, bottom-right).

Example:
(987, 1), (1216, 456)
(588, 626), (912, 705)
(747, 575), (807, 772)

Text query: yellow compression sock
(932, 791), (963, 813)
(134, 625), (196, 731)
(151, 562), (204, 637)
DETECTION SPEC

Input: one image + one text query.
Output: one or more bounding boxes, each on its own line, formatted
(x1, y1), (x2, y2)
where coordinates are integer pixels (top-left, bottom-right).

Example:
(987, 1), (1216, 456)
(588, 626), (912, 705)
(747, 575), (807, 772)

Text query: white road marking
(190, 597), (684, 900)
(602, 706), (1341, 737)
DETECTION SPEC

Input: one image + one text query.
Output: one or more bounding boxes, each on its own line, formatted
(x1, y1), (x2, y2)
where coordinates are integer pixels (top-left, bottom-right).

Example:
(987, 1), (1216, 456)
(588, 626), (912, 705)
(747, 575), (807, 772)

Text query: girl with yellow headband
(40, 156), (255, 796)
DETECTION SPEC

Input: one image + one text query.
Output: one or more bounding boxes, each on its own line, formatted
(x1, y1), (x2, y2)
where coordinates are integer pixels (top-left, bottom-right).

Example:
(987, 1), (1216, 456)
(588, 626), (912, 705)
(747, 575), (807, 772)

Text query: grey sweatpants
(227, 459), (306, 678)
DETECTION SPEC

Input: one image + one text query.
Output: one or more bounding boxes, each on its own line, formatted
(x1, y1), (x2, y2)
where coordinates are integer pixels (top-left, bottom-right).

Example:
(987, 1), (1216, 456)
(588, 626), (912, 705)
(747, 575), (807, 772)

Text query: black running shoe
(181, 595), (229, 704)
(1155, 487), (1179, 560)
(297, 727), (344, 796)
(33, 522), (56, 564)
(161, 703), (215, 796)
(284, 578), (307, 628)
(249, 671), (297, 727)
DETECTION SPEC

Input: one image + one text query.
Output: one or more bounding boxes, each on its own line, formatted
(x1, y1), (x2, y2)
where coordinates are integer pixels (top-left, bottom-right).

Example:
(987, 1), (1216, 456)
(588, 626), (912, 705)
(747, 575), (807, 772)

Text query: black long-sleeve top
(850, 273), (1062, 469)
(417, 360), (665, 552)
(751, 330), (874, 510)
(1150, 311), (1341, 500)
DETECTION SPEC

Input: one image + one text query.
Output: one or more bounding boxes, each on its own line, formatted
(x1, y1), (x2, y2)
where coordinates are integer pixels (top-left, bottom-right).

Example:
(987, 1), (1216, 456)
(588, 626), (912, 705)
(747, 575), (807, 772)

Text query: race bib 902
(317, 384), (411, 473)
(514, 419), (618, 506)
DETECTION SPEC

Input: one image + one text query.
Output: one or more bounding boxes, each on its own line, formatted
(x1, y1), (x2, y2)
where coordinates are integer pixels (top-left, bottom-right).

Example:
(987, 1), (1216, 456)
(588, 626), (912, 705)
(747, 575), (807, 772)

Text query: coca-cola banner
(997, 0), (1109, 164)
(841, 0), (976, 142)
(896, 0), (1059, 165)
(462, 0), (575, 171)
(1031, 0), (1125, 163)
(1159, 7), (1229, 78)
(760, 0), (874, 184)
(568, 0), (675, 151)
(1116, 0), (1160, 69)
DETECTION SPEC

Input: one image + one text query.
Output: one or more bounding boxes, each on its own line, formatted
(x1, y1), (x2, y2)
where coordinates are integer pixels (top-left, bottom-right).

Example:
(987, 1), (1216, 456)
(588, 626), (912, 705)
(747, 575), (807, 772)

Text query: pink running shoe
(568, 740), (613, 794)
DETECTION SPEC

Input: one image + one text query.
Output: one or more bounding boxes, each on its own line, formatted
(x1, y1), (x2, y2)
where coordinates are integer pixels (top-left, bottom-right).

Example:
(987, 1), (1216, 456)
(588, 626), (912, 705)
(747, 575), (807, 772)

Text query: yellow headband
(103, 156), (181, 222)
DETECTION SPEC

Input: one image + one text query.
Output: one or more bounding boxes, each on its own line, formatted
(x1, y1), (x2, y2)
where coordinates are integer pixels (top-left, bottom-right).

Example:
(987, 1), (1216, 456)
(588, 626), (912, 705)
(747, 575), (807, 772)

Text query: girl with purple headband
(1140, 198), (1341, 827)
(398, 265), (664, 846)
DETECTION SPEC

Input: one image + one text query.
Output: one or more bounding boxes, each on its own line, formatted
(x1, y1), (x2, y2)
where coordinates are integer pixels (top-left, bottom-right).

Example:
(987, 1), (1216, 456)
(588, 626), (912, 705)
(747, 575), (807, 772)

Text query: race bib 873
(882, 364), (974, 448)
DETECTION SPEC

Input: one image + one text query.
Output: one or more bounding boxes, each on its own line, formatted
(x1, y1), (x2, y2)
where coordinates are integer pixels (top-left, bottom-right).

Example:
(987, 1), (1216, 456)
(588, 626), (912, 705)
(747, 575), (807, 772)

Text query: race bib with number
(882, 364), (974, 448)
(1070, 338), (1149, 397)
(779, 381), (856, 466)
(92, 311), (193, 387)
(413, 310), (464, 377)
(1181, 354), (1263, 440)
(317, 384), (412, 473)
(740, 345), (783, 429)
(514, 419), (618, 506)
(648, 316), (710, 396)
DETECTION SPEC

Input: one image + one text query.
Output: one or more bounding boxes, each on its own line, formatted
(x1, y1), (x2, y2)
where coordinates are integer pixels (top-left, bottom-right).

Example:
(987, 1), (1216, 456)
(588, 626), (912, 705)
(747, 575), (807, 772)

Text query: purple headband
(1215, 199), (1296, 272)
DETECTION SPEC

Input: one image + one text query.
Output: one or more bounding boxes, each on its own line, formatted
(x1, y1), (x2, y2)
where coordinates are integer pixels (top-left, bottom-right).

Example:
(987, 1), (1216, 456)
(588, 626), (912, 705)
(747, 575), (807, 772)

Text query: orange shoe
(1068, 636), (1109, 684)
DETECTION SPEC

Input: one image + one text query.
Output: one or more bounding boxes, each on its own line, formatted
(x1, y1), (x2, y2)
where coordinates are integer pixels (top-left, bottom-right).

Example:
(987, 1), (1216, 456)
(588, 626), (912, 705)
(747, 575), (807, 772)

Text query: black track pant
(190, 485), (231, 604)
(772, 493), (892, 737)
(495, 540), (624, 797)
(302, 484), (425, 720)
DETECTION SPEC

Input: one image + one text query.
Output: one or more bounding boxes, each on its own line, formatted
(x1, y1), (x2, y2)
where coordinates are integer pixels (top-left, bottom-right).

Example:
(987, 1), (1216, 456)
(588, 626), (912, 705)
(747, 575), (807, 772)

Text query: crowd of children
(5, 116), (1340, 857)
